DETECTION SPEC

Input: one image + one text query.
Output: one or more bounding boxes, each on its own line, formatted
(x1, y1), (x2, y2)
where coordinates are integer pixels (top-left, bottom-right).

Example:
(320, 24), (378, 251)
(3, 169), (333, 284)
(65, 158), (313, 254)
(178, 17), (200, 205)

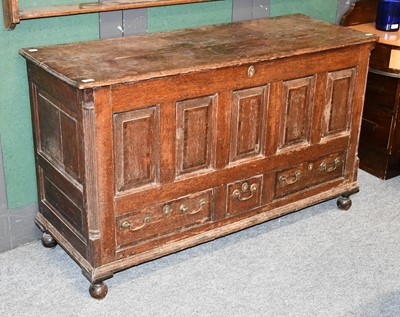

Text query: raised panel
(230, 86), (268, 163)
(322, 68), (356, 137)
(43, 176), (85, 238)
(38, 92), (62, 164)
(176, 95), (215, 177)
(279, 76), (315, 150)
(114, 106), (160, 193)
(37, 88), (82, 181)
(61, 112), (80, 179)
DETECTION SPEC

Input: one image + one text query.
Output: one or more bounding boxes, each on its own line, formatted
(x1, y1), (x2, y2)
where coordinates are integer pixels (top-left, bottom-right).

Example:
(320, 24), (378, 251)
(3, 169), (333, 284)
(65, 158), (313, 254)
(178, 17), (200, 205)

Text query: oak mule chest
(20, 14), (376, 299)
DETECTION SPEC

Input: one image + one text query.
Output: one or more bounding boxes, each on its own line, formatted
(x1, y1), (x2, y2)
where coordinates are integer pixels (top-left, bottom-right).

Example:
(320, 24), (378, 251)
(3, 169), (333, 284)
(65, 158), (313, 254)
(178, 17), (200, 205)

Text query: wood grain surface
(20, 14), (376, 89)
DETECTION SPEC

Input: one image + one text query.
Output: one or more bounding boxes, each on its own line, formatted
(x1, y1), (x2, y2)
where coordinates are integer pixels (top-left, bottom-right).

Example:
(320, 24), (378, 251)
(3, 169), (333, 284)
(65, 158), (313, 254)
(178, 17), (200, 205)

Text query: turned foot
(41, 232), (57, 248)
(337, 195), (352, 210)
(89, 282), (108, 300)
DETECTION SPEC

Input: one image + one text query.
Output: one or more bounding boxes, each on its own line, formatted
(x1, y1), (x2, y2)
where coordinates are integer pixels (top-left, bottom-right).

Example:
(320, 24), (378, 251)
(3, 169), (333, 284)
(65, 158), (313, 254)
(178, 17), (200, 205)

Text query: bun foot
(41, 232), (57, 248)
(337, 195), (352, 210)
(89, 282), (108, 300)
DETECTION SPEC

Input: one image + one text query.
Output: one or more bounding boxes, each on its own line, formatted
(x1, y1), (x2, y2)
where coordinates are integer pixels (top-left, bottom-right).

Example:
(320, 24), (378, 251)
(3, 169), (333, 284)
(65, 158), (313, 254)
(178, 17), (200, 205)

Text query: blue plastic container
(376, 0), (400, 31)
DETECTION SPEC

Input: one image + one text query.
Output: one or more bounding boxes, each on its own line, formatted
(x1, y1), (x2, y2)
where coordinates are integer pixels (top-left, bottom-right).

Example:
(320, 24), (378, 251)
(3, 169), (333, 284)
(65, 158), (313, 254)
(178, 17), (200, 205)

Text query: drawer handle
(279, 170), (302, 185)
(121, 214), (152, 232)
(163, 204), (172, 215)
(318, 158), (341, 173)
(180, 198), (208, 215)
(232, 182), (257, 201)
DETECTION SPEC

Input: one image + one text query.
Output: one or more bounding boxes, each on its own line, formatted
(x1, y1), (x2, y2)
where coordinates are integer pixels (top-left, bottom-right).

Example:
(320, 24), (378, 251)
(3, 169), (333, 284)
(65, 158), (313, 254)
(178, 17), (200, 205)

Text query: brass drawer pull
(318, 158), (341, 173)
(279, 170), (302, 185)
(162, 204), (172, 215)
(232, 182), (257, 201)
(121, 214), (152, 232)
(180, 198), (208, 215)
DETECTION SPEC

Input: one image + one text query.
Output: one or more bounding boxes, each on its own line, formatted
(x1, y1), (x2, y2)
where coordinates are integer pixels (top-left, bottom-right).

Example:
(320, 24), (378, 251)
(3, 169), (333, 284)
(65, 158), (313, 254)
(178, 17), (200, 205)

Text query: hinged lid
(20, 14), (377, 89)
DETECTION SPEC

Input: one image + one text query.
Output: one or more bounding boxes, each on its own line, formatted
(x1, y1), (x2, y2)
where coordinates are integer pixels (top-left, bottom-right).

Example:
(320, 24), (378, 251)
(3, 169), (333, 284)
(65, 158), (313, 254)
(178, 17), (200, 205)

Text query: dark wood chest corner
(340, 0), (379, 27)
(342, 0), (400, 179)
(21, 15), (376, 299)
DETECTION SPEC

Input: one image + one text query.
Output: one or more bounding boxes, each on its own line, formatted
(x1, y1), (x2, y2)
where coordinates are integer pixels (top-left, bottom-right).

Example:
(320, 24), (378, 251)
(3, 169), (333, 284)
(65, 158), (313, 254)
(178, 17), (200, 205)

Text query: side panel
(28, 63), (87, 257)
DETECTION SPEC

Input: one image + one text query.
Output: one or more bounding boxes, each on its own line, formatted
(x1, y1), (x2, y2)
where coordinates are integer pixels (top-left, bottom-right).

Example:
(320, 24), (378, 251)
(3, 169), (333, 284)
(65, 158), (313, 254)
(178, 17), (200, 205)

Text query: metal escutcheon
(163, 204), (172, 215)
(248, 65), (255, 78)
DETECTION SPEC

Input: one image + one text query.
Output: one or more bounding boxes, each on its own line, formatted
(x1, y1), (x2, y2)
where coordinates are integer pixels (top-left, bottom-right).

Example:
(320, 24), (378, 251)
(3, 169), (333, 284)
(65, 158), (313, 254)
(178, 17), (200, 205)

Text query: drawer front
(227, 175), (263, 216)
(365, 72), (399, 112)
(117, 190), (213, 247)
(360, 104), (393, 150)
(275, 152), (345, 199)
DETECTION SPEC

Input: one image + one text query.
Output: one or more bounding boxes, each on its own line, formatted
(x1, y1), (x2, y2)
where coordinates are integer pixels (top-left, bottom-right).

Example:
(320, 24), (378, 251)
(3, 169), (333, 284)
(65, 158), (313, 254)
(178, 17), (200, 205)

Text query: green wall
(148, 0), (233, 32)
(270, 0), (338, 23)
(0, 4), (99, 209)
(0, 0), (338, 209)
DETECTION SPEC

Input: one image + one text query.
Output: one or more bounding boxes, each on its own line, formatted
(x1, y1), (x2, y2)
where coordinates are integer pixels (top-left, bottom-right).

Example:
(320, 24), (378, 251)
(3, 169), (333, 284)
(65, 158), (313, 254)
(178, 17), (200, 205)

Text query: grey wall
(0, 137), (10, 251)
(336, 0), (353, 23)
(100, 6), (148, 38)
(0, 138), (41, 253)
(232, 0), (270, 21)
(100, 0), (350, 39)
(100, 1), (270, 39)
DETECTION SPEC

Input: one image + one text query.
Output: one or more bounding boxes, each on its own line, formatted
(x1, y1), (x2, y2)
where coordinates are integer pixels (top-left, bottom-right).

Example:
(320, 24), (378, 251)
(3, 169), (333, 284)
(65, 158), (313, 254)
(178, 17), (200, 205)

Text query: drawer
(365, 72), (399, 112)
(361, 104), (393, 150)
(116, 189), (213, 247)
(227, 175), (263, 216)
(275, 152), (346, 199)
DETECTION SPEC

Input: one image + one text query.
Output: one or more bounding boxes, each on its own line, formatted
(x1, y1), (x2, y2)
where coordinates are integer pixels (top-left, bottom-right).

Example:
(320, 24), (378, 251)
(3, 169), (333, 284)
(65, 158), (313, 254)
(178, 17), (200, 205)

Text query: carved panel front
(322, 68), (356, 138)
(230, 86), (269, 163)
(114, 106), (160, 193)
(278, 76), (315, 150)
(176, 95), (215, 177)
